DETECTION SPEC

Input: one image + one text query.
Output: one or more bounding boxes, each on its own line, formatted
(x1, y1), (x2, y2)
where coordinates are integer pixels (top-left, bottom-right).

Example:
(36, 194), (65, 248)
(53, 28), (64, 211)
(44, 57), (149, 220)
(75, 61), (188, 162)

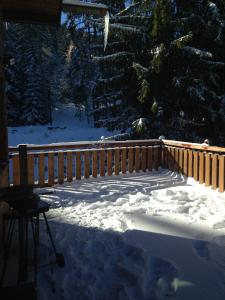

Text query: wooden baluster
(67, 151), (73, 182)
(100, 149), (105, 176)
(135, 146), (140, 172)
(128, 147), (134, 173)
(153, 147), (159, 171)
(12, 154), (20, 186)
(205, 153), (211, 187)
(114, 148), (120, 175)
(48, 152), (54, 186)
(141, 146), (147, 172)
(92, 151), (98, 178)
(199, 152), (205, 184)
(147, 147), (153, 171)
(183, 149), (188, 177)
(27, 154), (34, 185)
(121, 148), (127, 174)
(38, 153), (45, 187)
(170, 148), (175, 172)
(175, 148), (179, 172)
(212, 154), (218, 190)
(219, 155), (225, 193)
(179, 149), (183, 174)
(107, 149), (113, 176)
(188, 150), (193, 178)
(193, 151), (199, 181)
(84, 151), (90, 179)
(76, 152), (81, 180)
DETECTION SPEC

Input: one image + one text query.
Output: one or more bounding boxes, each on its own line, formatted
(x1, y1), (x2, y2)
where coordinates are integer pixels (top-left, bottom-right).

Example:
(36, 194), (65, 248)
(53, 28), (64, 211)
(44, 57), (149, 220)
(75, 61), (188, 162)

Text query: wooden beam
(0, 4), (9, 188)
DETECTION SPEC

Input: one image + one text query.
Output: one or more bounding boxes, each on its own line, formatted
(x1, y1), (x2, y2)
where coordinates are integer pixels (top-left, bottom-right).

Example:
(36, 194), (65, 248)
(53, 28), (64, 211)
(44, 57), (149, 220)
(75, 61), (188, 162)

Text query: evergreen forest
(5, 0), (225, 145)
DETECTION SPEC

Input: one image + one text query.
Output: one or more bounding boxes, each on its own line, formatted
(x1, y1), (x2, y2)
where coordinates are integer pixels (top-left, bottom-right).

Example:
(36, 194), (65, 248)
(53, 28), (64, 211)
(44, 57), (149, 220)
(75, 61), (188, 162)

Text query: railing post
(19, 144), (28, 186)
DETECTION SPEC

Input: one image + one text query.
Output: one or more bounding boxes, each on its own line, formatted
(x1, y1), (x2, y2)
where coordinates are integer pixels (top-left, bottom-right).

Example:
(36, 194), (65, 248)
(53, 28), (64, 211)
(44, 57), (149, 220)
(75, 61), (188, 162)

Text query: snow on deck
(37, 170), (225, 300)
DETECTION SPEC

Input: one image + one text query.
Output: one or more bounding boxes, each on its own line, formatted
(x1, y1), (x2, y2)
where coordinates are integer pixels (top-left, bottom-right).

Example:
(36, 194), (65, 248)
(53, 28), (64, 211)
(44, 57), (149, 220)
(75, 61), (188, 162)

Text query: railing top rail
(163, 140), (225, 154)
(8, 139), (161, 153)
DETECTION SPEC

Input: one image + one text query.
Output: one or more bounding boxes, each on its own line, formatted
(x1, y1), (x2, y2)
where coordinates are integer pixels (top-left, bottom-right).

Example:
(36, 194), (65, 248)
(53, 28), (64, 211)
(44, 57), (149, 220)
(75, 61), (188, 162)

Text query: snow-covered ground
(7, 103), (225, 299)
(36, 170), (225, 300)
(8, 103), (117, 146)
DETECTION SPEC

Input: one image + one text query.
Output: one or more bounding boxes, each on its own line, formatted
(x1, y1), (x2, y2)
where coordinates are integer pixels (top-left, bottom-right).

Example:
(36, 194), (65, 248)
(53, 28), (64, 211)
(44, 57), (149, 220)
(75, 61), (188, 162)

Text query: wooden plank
(128, 147), (134, 173)
(12, 155), (20, 186)
(153, 147), (159, 171)
(179, 148), (183, 174)
(100, 149), (105, 176)
(167, 147), (171, 170)
(164, 147), (168, 168)
(0, 163), (8, 188)
(84, 151), (90, 179)
(76, 152), (81, 180)
(212, 154), (218, 190)
(219, 155), (225, 193)
(27, 154), (34, 185)
(161, 147), (165, 168)
(107, 149), (113, 176)
(38, 152), (45, 187)
(121, 148), (127, 174)
(48, 152), (54, 186)
(205, 153), (211, 187)
(174, 148), (179, 172)
(163, 139), (225, 154)
(92, 151), (98, 178)
(9, 139), (161, 153)
(19, 144), (28, 186)
(188, 150), (193, 177)
(135, 147), (140, 172)
(193, 151), (199, 181)
(58, 152), (64, 184)
(147, 147), (153, 171)
(114, 148), (120, 175)
(67, 151), (73, 182)
(199, 152), (205, 184)
(141, 147), (147, 172)
(183, 149), (188, 176)
(170, 147), (175, 172)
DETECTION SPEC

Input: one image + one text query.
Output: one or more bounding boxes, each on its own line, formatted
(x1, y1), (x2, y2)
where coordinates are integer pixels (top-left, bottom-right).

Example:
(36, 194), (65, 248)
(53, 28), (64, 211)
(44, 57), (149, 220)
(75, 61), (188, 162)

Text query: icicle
(104, 11), (109, 51)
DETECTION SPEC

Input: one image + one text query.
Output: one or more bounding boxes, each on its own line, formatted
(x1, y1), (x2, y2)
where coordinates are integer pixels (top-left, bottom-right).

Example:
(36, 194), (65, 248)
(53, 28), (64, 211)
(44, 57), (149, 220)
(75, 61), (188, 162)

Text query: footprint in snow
(193, 240), (210, 260)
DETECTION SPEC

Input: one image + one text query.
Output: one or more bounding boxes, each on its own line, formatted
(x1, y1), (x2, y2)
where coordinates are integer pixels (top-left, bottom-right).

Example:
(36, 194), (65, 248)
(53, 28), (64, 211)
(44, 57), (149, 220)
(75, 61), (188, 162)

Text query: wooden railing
(1, 139), (225, 192)
(7, 139), (161, 188)
(163, 140), (225, 193)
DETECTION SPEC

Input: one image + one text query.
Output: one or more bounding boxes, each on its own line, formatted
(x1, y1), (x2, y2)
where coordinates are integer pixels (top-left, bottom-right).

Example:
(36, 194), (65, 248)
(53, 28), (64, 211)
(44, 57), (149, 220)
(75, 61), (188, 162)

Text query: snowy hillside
(8, 103), (118, 146)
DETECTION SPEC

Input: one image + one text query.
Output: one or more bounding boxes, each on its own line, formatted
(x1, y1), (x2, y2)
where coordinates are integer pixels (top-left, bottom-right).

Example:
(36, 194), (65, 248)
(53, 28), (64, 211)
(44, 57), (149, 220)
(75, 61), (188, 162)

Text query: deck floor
(2, 170), (225, 299)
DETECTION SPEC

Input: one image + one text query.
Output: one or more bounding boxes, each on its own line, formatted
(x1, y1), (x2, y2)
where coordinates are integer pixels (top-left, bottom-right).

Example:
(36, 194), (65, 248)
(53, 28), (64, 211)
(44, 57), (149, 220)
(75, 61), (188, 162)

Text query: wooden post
(19, 144), (28, 186)
(205, 153), (211, 187)
(0, 6), (9, 188)
(107, 149), (113, 176)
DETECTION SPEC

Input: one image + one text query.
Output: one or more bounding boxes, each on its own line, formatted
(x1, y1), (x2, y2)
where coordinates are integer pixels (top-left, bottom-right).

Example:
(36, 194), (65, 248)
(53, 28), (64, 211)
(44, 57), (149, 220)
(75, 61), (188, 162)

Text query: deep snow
(36, 170), (225, 300)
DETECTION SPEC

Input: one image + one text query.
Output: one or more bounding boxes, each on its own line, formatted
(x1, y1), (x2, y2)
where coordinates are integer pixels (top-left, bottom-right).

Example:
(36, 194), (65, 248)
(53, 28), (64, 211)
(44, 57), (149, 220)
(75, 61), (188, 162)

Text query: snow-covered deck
(37, 170), (225, 300)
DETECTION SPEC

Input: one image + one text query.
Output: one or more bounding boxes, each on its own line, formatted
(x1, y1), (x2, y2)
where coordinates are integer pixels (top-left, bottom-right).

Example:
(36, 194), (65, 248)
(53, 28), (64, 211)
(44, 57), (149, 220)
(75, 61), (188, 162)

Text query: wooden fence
(1, 139), (225, 192)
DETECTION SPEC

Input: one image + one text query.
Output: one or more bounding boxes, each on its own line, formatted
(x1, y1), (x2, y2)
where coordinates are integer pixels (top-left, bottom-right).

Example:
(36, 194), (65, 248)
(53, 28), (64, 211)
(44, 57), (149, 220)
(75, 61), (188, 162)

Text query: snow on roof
(62, 0), (108, 16)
